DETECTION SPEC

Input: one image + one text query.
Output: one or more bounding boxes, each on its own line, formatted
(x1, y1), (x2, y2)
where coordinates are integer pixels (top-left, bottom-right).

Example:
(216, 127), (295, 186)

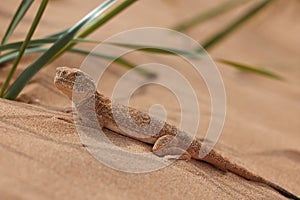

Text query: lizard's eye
(76, 73), (81, 78)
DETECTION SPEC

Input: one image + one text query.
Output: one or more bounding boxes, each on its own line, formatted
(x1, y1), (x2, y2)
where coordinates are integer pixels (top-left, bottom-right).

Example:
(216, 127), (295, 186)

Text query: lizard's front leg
(152, 135), (192, 161)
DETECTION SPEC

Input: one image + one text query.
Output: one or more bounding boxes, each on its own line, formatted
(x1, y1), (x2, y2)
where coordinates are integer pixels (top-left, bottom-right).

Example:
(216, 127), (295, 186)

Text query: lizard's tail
(200, 150), (299, 199)
(263, 180), (300, 200)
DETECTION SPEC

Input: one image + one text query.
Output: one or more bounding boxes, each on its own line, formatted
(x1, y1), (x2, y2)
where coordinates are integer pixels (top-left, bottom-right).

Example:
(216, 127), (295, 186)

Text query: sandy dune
(0, 0), (299, 199)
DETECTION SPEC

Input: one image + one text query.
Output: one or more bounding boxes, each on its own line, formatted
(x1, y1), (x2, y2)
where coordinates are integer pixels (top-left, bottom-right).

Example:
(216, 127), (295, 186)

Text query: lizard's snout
(55, 67), (69, 78)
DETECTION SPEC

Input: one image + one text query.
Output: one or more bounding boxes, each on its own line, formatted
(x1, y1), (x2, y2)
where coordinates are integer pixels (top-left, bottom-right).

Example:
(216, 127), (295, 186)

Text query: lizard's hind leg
(153, 135), (192, 161)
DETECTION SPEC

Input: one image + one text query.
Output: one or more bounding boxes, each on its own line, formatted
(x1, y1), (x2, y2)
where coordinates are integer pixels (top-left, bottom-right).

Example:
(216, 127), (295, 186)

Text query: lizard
(54, 66), (299, 200)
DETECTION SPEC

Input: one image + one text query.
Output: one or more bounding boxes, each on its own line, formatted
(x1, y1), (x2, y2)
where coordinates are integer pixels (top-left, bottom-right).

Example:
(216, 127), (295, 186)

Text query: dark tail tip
(268, 182), (300, 200)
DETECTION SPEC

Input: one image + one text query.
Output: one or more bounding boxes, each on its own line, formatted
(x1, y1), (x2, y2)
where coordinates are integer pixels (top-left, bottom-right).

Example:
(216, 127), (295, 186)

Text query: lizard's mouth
(54, 76), (74, 100)
(54, 76), (75, 90)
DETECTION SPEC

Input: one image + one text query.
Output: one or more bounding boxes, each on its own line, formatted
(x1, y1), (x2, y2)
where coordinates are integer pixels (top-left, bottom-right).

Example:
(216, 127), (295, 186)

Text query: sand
(0, 0), (299, 199)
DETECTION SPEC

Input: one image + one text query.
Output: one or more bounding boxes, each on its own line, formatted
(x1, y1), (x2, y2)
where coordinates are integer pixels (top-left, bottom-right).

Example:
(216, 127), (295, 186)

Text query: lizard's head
(54, 66), (96, 100)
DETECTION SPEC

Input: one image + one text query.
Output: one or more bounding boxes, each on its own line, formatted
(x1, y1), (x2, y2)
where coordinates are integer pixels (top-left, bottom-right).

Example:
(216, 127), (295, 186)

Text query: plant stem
(3, 0), (119, 99)
(173, 0), (248, 32)
(200, 0), (273, 51)
(1, 0), (34, 45)
(0, 0), (48, 97)
(49, 0), (137, 63)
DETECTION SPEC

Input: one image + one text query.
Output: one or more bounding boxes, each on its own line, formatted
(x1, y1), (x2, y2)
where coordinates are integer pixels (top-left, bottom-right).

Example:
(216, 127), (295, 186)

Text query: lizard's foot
(162, 150), (191, 161)
(153, 135), (192, 161)
(63, 106), (76, 114)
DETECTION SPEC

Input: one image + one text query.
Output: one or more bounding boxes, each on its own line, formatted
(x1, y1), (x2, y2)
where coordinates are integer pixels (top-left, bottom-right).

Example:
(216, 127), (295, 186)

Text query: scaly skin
(54, 66), (299, 200)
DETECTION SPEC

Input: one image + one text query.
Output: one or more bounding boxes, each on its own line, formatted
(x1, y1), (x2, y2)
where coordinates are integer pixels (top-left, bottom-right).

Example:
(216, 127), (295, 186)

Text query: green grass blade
(68, 47), (156, 78)
(78, 0), (137, 39)
(0, 0), (48, 97)
(34, 0), (136, 42)
(0, 38), (99, 52)
(0, 46), (283, 81)
(105, 42), (207, 58)
(1, 0), (34, 45)
(0, 46), (156, 78)
(104, 42), (284, 80)
(0, 47), (46, 64)
(215, 58), (285, 80)
(49, 0), (137, 63)
(46, 28), (69, 38)
(4, 0), (118, 99)
(173, 0), (248, 32)
(200, 0), (273, 51)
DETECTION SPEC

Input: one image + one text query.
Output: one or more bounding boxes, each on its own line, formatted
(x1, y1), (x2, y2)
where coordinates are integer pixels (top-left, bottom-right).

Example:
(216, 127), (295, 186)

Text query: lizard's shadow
(93, 128), (153, 153)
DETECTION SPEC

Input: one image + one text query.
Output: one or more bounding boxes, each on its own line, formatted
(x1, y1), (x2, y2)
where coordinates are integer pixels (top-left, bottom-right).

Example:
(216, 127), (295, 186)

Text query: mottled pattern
(54, 67), (299, 199)
(94, 92), (178, 144)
